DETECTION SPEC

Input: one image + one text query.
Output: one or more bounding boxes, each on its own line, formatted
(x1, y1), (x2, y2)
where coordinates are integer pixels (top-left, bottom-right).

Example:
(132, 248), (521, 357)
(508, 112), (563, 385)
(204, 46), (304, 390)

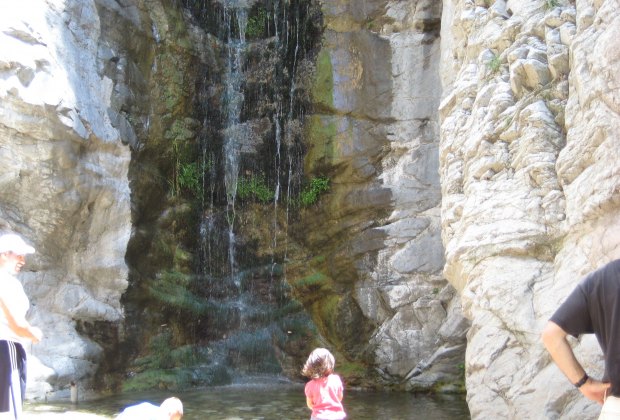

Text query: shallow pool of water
(26, 384), (470, 419)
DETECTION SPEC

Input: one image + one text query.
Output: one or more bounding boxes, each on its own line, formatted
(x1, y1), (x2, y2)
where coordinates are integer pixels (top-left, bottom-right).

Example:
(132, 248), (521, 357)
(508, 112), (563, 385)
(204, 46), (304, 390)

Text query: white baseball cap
(0, 234), (35, 255)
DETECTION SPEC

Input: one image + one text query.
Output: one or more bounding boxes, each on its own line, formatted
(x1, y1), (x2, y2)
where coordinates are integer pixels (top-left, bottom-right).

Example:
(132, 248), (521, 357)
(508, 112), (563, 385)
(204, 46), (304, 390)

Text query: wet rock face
(440, 0), (620, 417)
(293, 0), (469, 390)
(119, 0), (327, 391)
(0, 0), (325, 395)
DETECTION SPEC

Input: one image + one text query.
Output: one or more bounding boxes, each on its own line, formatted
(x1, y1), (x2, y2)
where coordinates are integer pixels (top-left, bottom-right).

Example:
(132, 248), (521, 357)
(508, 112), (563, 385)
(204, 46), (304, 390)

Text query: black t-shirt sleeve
(550, 282), (593, 337)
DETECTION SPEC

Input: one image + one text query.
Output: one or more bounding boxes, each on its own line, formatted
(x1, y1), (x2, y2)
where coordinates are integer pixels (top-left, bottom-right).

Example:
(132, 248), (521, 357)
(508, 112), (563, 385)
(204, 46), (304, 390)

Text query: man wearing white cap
(0, 233), (42, 419)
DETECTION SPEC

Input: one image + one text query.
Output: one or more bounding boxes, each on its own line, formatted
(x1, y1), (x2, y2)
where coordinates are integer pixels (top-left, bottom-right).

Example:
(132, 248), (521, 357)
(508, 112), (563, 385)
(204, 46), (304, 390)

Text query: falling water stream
(181, 0), (319, 381)
(221, 5), (247, 283)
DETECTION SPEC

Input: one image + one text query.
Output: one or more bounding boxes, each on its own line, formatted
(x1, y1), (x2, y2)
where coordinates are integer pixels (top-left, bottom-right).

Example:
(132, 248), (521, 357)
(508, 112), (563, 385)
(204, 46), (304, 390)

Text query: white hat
(0, 234), (35, 254)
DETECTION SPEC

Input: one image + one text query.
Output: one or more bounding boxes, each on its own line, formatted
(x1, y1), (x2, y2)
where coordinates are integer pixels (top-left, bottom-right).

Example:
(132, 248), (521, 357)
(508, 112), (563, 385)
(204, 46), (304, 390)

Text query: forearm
(542, 321), (610, 404)
(542, 321), (585, 383)
(0, 299), (40, 342)
(9, 320), (39, 341)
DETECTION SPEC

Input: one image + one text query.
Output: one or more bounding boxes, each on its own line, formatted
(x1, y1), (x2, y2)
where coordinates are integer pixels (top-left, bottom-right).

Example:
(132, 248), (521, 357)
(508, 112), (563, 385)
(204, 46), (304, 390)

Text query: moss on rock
(312, 49), (335, 110)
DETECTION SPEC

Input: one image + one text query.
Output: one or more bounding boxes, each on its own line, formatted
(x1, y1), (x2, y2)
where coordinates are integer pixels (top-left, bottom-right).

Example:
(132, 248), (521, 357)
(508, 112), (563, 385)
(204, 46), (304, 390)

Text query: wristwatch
(574, 373), (589, 388)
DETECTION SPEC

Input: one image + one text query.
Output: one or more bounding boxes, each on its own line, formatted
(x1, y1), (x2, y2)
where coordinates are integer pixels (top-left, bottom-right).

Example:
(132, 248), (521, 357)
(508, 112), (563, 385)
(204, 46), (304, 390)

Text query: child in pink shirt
(302, 348), (346, 420)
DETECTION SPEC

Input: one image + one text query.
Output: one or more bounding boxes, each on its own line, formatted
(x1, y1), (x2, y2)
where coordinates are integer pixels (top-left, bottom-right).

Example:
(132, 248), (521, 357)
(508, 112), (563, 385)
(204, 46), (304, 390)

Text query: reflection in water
(25, 384), (470, 419)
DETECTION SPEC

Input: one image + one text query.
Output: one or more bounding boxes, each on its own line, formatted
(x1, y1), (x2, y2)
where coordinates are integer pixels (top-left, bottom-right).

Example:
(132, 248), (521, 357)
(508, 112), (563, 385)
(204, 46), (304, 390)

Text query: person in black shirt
(542, 259), (620, 417)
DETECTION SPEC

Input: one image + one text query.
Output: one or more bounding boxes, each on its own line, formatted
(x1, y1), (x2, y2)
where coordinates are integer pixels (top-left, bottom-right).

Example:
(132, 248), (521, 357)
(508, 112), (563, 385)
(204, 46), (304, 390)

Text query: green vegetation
(304, 116), (338, 175)
(237, 175), (274, 203)
(137, 331), (175, 369)
(312, 50), (335, 108)
(312, 255), (326, 264)
(177, 162), (201, 196)
(166, 119), (194, 143)
(300, 176), (330, 206)
(157, 51), (189, 111)
(487, 54), (501, 73)
(544, 0), (560, 9)
(246, 6), (268, 39)
(293, 272), (330, 289)
(123, 330), (232, 392)
(321, 295), (340, 322)
(317, 295), (341, 342)
(123, 362), (230, 391)
(166, 119), (202, 198)
(150, 270), (209, 315)
(364, 17), (378, 32)
(123, 368), (188, 391)
(234, 174), (330, 207)
(171, 156), (209, 199)
(338, 361), (367, 377)
(271, 300), (305, 319)
(453, 363), (467, 393)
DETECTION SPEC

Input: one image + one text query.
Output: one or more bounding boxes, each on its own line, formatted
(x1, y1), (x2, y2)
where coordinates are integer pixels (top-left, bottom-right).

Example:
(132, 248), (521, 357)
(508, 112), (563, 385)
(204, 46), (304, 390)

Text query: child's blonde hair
(302, 347), (335, 379)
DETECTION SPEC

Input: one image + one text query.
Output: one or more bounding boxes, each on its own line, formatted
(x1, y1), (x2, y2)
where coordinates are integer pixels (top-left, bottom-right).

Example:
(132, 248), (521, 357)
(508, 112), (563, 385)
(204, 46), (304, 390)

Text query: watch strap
(574, 373), (589, 388)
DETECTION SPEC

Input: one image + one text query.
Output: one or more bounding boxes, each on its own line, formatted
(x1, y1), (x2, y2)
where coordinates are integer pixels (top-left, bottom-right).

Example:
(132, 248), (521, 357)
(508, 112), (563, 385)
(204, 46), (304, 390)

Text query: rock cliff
(440, 0), (620, 418)
(0, 0), (133, 399)
(296, 0), (469, 390)
(1, 0), (468, 397)
(0, 0), (617, 418)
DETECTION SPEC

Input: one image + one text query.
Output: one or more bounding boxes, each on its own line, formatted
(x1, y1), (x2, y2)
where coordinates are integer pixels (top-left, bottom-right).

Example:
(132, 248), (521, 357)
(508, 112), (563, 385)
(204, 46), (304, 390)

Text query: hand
(29, 326), (43, 344)
(580, 378), (611, 404)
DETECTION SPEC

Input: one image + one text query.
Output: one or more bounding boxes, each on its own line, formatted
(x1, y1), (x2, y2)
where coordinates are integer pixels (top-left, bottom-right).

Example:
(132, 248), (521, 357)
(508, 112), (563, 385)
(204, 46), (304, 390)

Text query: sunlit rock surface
(440, 0), (620, 417)
(294, 0), (469, 390)
(0, 0), (132, 399)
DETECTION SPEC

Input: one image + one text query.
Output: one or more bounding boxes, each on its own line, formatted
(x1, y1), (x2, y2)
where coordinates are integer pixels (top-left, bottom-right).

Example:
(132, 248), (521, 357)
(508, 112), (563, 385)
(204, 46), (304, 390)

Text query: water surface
(26, 384), (470, 419)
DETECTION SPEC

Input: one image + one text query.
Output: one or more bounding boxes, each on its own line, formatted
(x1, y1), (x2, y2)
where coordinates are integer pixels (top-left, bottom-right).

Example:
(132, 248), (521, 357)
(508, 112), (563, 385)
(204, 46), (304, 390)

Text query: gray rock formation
(0, 0), (132, 399)
(440, 0), (620, 418)
(297, 0), (469, 390)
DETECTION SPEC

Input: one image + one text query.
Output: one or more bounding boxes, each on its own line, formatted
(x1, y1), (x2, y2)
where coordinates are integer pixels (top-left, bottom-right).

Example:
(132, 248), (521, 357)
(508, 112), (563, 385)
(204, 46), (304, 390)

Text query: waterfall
(120, 0), (324, 389)
(222, 5), (247, 284)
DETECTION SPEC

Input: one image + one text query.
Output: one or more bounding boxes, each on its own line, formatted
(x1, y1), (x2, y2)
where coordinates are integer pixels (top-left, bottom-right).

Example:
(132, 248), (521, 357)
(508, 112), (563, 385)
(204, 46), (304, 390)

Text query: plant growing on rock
(300, 176), (330, 206)
(487, 54), (502, 73)
(365, 16), (378, 32)
(167, 119), (203, 199)
(237, 175), (274, 203)
(544, 0), (560, 10)
(177, 162), (201, 197)
(246, 6), (268, 39)
(294, 272), (329, 290)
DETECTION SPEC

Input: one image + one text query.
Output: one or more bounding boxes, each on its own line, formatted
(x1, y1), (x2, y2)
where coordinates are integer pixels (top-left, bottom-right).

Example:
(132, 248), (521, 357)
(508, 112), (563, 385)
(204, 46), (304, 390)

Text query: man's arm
(542, 320), (609, 404)
(0, 298), (41, 343)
